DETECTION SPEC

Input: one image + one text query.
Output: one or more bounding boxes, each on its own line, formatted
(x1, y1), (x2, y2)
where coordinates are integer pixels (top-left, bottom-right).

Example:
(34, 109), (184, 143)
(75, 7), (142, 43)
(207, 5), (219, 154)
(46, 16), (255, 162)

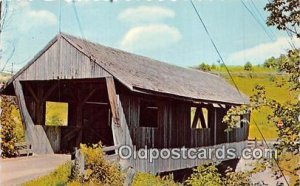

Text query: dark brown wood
(198, 108), (207, 128)
(192, 107), (200, 128)
(24, 82), (38, 103)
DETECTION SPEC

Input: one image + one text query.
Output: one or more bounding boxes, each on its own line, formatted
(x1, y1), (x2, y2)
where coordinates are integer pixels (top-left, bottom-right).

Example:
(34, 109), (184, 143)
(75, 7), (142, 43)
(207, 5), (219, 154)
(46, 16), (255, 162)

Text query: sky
(1, 0), (300, 73)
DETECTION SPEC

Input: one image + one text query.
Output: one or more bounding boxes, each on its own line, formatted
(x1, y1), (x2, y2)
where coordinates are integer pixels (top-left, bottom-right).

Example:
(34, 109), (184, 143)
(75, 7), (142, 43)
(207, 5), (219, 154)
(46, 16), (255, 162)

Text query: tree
(263, 57), (277, 68)
(198, 63), (211, 72)
(244, 62), (253, 71)
(223, 1), (300, 179)
(264, 0), (300, 154)
(265, 0), (300, 37)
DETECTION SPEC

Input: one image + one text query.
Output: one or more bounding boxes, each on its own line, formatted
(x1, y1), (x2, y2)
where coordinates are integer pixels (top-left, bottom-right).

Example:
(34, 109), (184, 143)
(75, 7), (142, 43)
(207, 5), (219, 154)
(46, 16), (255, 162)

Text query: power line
(252, 118), (290, 186)
(59, 0), (62, 33)
(249, 0), (277, 39)
(190, 1), (290, 184)
(241, 0), (275, 42)
(71, 0), (92, 57)
(190, 0), (243, 98)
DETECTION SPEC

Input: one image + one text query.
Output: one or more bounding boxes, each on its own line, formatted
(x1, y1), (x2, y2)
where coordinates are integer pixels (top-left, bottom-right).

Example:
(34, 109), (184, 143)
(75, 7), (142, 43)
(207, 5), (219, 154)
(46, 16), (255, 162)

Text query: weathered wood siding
(128, 141), (247, 174)
(17, 37), (111, 81)
(120, 94), (211, 149)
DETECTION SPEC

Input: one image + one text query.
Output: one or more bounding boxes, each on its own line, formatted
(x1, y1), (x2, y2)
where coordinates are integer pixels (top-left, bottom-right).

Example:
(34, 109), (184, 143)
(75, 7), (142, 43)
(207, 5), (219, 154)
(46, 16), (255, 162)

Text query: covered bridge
(1, 33), (250, 173)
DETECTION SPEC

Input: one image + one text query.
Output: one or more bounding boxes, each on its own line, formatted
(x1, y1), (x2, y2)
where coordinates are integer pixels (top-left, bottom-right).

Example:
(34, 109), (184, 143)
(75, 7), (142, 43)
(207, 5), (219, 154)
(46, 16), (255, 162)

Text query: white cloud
(227, 37), (300, 65)
(11, 1), (57, 31)
(120, 24), (181, 51)
(118, 6), (175, 24)
(19, 10), (57, 31)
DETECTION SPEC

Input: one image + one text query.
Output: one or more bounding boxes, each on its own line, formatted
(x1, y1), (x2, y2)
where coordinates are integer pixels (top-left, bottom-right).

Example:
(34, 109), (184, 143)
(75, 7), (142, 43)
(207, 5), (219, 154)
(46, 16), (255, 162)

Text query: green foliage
(0, 95), (18, 157)
(223, 168), (251, 186)
(132, 172), (178, 186)
(211, 63), (217, 70)
(185, 164), (222, 186)
(264, 56), (278, 69)
(265, 0), (300, 37)
(186, 163), (266, 186)
(73, 144), (124, 186)
(23, 162), (72, 186)
(197, 63), (211, 72)
(279, 49), (300, 90)
(222, 105), (250, 130)
(244, 62), (253, 71)
(24, 144), (124, 185)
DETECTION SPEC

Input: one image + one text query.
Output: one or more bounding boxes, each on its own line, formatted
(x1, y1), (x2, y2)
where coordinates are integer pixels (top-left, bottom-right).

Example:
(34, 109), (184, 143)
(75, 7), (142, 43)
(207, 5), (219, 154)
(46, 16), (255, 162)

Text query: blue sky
(1, 0), (299, 73)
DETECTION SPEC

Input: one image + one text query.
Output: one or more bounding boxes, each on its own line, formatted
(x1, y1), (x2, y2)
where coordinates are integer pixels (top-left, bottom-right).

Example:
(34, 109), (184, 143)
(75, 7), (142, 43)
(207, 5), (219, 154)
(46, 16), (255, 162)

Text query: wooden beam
(36, 85), (44, 125)
(214, 108), (217, 145)
(43, 83), (58, 100)
(198, 108), (207, 128)
(191, 107), (200, 128)
(105, 77), (120, 126)
(24, 82), (38, 103)
(82, 88), (96, 103)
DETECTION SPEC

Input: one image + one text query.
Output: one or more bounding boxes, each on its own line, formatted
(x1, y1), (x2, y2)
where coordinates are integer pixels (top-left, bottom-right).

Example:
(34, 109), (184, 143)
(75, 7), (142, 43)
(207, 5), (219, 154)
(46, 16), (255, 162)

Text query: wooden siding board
(13, 38), (111, 82)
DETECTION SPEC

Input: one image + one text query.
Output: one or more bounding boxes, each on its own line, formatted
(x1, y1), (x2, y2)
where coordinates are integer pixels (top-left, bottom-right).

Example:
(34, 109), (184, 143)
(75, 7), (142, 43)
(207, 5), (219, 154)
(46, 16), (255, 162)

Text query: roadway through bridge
(0, 154), (71, 186)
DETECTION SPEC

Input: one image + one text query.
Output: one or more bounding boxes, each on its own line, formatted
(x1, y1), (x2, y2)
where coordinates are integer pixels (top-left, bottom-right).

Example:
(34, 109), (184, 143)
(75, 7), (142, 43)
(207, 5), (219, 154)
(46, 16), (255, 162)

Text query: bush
(244, 62), (253, 71)
(223, 168), (251, 186)
(0, 95), (18, 158)
(73, 144), (124, 185)
(132, 172), (178, 186)
(198, 63), (211, 72)
(185, 164), (222, 186)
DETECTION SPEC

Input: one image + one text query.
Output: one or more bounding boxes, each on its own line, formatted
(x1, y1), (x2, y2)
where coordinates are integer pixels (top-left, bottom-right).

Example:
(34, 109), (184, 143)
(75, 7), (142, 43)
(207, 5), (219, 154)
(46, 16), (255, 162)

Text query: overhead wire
(241, 0), (275, 42)
(190, 0), (290, 185)
(190, 0), (242, 97)
(248, 0), (277, 39)
(252, 118), (290, 186)
(71, 0), (93, 57)
(59, 0), (62, 33)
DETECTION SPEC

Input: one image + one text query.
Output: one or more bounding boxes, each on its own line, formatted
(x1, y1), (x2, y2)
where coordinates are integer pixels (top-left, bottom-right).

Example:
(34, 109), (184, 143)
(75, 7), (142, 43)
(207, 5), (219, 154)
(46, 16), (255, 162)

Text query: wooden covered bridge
(1, 33), (250, 174)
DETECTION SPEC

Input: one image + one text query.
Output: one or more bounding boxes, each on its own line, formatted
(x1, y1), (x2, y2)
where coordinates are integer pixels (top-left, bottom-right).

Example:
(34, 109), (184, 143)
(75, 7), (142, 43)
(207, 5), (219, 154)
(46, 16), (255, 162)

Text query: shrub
(244, 62), (253, 71)
(198, 63), (211, 72)
(223, 167), (251, 186)
(74, 144), (124, 185)
(0, 95), (18, 158)
(132, 172), (178, 186)
(185, 164), (222, 186)
(211, 64), (217, 70)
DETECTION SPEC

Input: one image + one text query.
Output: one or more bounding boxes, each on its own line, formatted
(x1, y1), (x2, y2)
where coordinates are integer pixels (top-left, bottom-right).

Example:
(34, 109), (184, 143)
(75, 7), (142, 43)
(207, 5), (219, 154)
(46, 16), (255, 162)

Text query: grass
(277, 153), (300, 185)
(213, 66), (295, 140)
(22, 162), (71, 186)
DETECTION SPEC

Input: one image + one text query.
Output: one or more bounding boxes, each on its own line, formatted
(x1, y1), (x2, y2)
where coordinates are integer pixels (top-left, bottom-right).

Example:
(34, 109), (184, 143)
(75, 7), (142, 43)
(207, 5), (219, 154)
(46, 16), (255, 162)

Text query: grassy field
(212, 66), (295, 140)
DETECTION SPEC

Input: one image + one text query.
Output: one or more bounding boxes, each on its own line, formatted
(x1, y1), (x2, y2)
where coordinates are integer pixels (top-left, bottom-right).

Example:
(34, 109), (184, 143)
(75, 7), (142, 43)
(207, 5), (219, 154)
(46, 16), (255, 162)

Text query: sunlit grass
(217, 66), (295, 140)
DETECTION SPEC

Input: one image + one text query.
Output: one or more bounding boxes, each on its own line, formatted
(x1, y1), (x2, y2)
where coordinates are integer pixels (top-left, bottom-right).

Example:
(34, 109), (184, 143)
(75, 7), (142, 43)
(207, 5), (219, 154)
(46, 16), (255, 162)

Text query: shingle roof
(62, 33), (249, 105)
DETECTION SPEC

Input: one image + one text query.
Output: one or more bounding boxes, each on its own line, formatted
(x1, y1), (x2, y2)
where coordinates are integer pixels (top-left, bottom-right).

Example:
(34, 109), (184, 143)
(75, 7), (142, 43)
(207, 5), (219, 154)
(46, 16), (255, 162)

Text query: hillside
(212, 66), (295, 140)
